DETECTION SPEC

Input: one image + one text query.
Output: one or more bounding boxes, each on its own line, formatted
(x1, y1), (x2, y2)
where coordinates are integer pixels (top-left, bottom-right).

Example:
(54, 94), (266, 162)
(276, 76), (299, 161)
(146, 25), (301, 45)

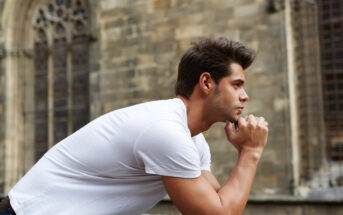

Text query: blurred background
(0, 0), (342, 214)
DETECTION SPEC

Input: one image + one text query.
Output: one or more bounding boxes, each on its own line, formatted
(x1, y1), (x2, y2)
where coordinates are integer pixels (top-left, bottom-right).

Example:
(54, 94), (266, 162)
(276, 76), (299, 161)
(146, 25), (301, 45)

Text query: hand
(225, 115), (269, 157)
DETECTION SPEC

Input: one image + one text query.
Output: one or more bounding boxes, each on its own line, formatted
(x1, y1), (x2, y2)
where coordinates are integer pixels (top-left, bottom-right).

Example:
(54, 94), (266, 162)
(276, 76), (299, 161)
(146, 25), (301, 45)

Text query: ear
(199, 72), (214, 95)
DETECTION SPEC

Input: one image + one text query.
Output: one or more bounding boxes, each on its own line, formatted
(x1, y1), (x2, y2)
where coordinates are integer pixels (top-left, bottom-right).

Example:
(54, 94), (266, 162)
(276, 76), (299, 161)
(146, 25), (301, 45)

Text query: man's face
(208, 62), (249, 123)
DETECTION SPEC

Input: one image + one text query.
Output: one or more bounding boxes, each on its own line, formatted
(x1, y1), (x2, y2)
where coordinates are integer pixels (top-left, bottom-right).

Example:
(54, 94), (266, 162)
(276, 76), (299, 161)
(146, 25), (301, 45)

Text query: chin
(232, 115), (240, 123)
(224, 115), (238, 123)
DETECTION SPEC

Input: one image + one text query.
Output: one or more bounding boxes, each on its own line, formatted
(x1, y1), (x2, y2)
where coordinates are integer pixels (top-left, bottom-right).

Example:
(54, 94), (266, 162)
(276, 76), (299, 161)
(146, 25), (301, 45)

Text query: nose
(239, 88), (249, 102)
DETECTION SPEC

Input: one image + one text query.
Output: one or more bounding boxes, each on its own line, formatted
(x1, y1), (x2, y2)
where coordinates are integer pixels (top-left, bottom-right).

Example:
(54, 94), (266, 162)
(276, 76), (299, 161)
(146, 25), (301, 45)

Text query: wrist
(238, 149), (262, 161)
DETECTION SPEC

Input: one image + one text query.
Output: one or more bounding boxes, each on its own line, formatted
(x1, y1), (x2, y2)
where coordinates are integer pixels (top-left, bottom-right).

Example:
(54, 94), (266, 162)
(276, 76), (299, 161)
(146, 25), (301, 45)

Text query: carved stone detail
(32, 0), (90, 161)
(32, 0), (89, 44)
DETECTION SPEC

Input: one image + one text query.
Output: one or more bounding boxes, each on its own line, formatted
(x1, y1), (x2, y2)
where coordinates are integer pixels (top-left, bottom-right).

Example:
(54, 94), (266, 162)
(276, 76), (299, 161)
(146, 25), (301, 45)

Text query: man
(4, 37), (268, 215)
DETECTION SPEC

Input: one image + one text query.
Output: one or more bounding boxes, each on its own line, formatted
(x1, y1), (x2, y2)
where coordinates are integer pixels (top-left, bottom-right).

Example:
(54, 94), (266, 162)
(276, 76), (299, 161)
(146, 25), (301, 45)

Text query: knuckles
(237, 116), (269, 133)
(247, 122), (256, 129)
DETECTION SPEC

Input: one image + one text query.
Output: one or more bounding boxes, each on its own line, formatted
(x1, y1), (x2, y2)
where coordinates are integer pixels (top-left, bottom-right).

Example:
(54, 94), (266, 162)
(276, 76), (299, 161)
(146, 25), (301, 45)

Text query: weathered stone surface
(0, 36), (5, 194)
(84, 0), (341, 211)
(0, 0), (341, 214)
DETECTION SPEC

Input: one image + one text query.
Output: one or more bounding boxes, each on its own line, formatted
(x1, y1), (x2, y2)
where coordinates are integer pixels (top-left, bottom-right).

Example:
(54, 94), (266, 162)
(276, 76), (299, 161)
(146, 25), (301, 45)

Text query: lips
(237, 106), (244, 114)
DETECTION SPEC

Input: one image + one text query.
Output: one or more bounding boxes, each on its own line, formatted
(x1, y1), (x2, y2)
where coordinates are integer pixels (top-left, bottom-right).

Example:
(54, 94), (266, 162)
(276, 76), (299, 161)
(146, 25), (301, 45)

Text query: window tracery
(32, 0), (90, 161)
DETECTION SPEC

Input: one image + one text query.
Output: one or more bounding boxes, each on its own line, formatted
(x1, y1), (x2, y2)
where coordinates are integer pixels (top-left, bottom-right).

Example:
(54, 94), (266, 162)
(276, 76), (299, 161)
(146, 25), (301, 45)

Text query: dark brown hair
(175, 37), (256, 98)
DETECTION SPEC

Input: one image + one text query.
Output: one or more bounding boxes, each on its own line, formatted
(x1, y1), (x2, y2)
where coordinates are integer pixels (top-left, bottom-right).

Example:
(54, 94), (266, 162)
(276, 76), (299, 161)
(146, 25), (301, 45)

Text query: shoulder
(107, 98), (188, 128)
(192, 133), (209, 151)
(136, 119), (192, 150)
(192, 133), (207, 143)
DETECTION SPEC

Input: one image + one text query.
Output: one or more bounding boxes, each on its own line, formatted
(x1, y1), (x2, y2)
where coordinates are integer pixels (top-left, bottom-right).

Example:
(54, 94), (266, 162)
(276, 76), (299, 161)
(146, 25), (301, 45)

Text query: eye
(233, 83), (241, 88)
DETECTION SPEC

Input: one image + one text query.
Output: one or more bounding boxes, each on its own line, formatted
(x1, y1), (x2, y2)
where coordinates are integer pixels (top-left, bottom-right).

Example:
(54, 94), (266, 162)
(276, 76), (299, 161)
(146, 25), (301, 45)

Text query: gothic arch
(2, 0), (98, 193)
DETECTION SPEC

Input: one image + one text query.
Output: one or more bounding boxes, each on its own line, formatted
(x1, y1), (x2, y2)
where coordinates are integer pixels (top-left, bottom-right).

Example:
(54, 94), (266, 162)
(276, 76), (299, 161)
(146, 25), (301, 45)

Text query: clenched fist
(225, 115), (269, 157)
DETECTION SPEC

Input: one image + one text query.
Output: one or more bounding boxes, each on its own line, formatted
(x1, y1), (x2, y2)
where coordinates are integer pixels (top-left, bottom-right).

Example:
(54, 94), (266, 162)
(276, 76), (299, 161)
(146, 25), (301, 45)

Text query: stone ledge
(247, 194), (343, 204)
(161, 191), (343, 204)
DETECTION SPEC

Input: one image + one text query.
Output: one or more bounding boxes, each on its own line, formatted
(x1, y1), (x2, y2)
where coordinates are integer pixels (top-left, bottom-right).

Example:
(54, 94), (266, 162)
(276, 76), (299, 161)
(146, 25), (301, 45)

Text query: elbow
(180, 203), (241, 215)
(219, 208), (240, 215)
(216, 208), (242, 215)
(216, 196), (245, 215)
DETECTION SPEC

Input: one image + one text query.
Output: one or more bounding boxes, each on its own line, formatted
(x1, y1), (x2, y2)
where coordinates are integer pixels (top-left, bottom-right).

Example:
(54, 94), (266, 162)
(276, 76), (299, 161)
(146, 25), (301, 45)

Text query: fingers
(237, 116), (247, 128)
(226, 115), (269, 153)
(247, 114), (257, 127)
(225, 120), (232, 131)
(228, 115), (269, 132)
(257, 117), (268, 127)
(224, 121), (235, 140)
(255, 117), (269, 135)
(242, 115), (269, 128)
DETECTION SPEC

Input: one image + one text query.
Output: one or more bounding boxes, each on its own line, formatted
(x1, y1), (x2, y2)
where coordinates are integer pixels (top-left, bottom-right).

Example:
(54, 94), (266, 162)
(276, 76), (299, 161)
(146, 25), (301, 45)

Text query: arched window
(32, 0), (90, 161)
(317, 0), (343, 162)
(291, 0), (343, 189)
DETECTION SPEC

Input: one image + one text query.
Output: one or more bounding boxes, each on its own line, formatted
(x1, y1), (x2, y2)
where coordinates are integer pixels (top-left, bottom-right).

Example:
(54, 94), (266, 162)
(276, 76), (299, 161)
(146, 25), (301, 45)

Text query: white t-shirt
(9, 98), (211, 215)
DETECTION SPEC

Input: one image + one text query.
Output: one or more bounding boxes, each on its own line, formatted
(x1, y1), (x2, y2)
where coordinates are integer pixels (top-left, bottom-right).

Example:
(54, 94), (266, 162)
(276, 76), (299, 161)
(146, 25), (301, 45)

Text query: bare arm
(201, 170), (221, 192)
(162, 115), (268, 215)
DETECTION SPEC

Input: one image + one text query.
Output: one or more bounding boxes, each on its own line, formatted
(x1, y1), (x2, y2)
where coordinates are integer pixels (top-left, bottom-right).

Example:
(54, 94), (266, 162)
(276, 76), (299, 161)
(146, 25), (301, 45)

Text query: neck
(177, 95), (215, 136)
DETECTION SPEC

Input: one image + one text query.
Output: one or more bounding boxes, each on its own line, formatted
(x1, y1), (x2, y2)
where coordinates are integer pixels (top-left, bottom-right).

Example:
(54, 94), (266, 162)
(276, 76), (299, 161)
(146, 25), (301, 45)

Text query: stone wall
(0, 48), (4, 195)
(0, 0), (6, 196)
(98, 0), (292, 196)
(0, 0), (341, 214)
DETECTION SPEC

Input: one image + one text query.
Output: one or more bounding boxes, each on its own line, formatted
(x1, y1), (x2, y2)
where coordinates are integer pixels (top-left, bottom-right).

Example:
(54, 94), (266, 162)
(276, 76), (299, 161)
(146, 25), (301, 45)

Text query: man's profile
(2, 37), (268, 215)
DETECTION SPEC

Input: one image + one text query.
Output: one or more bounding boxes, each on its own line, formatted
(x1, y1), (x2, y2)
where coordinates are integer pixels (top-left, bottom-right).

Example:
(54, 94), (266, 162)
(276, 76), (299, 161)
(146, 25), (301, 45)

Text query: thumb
(225, 121), (236, 140)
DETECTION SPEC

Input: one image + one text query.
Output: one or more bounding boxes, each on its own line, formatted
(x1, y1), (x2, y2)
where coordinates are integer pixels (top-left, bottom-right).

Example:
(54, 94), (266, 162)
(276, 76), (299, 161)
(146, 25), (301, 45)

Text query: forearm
(163, 116), (268, 215)
(217, 150), (261, 215)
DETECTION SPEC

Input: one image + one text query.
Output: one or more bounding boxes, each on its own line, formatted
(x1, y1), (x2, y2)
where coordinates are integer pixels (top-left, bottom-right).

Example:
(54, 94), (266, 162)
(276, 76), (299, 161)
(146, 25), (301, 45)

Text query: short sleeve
(134, 121), (201, 178)
(192, 133), (211, 171)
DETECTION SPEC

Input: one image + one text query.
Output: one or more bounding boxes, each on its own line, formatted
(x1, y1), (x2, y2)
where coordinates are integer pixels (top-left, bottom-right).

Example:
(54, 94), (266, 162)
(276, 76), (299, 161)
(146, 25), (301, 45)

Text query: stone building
(0, 0), (342, 214)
